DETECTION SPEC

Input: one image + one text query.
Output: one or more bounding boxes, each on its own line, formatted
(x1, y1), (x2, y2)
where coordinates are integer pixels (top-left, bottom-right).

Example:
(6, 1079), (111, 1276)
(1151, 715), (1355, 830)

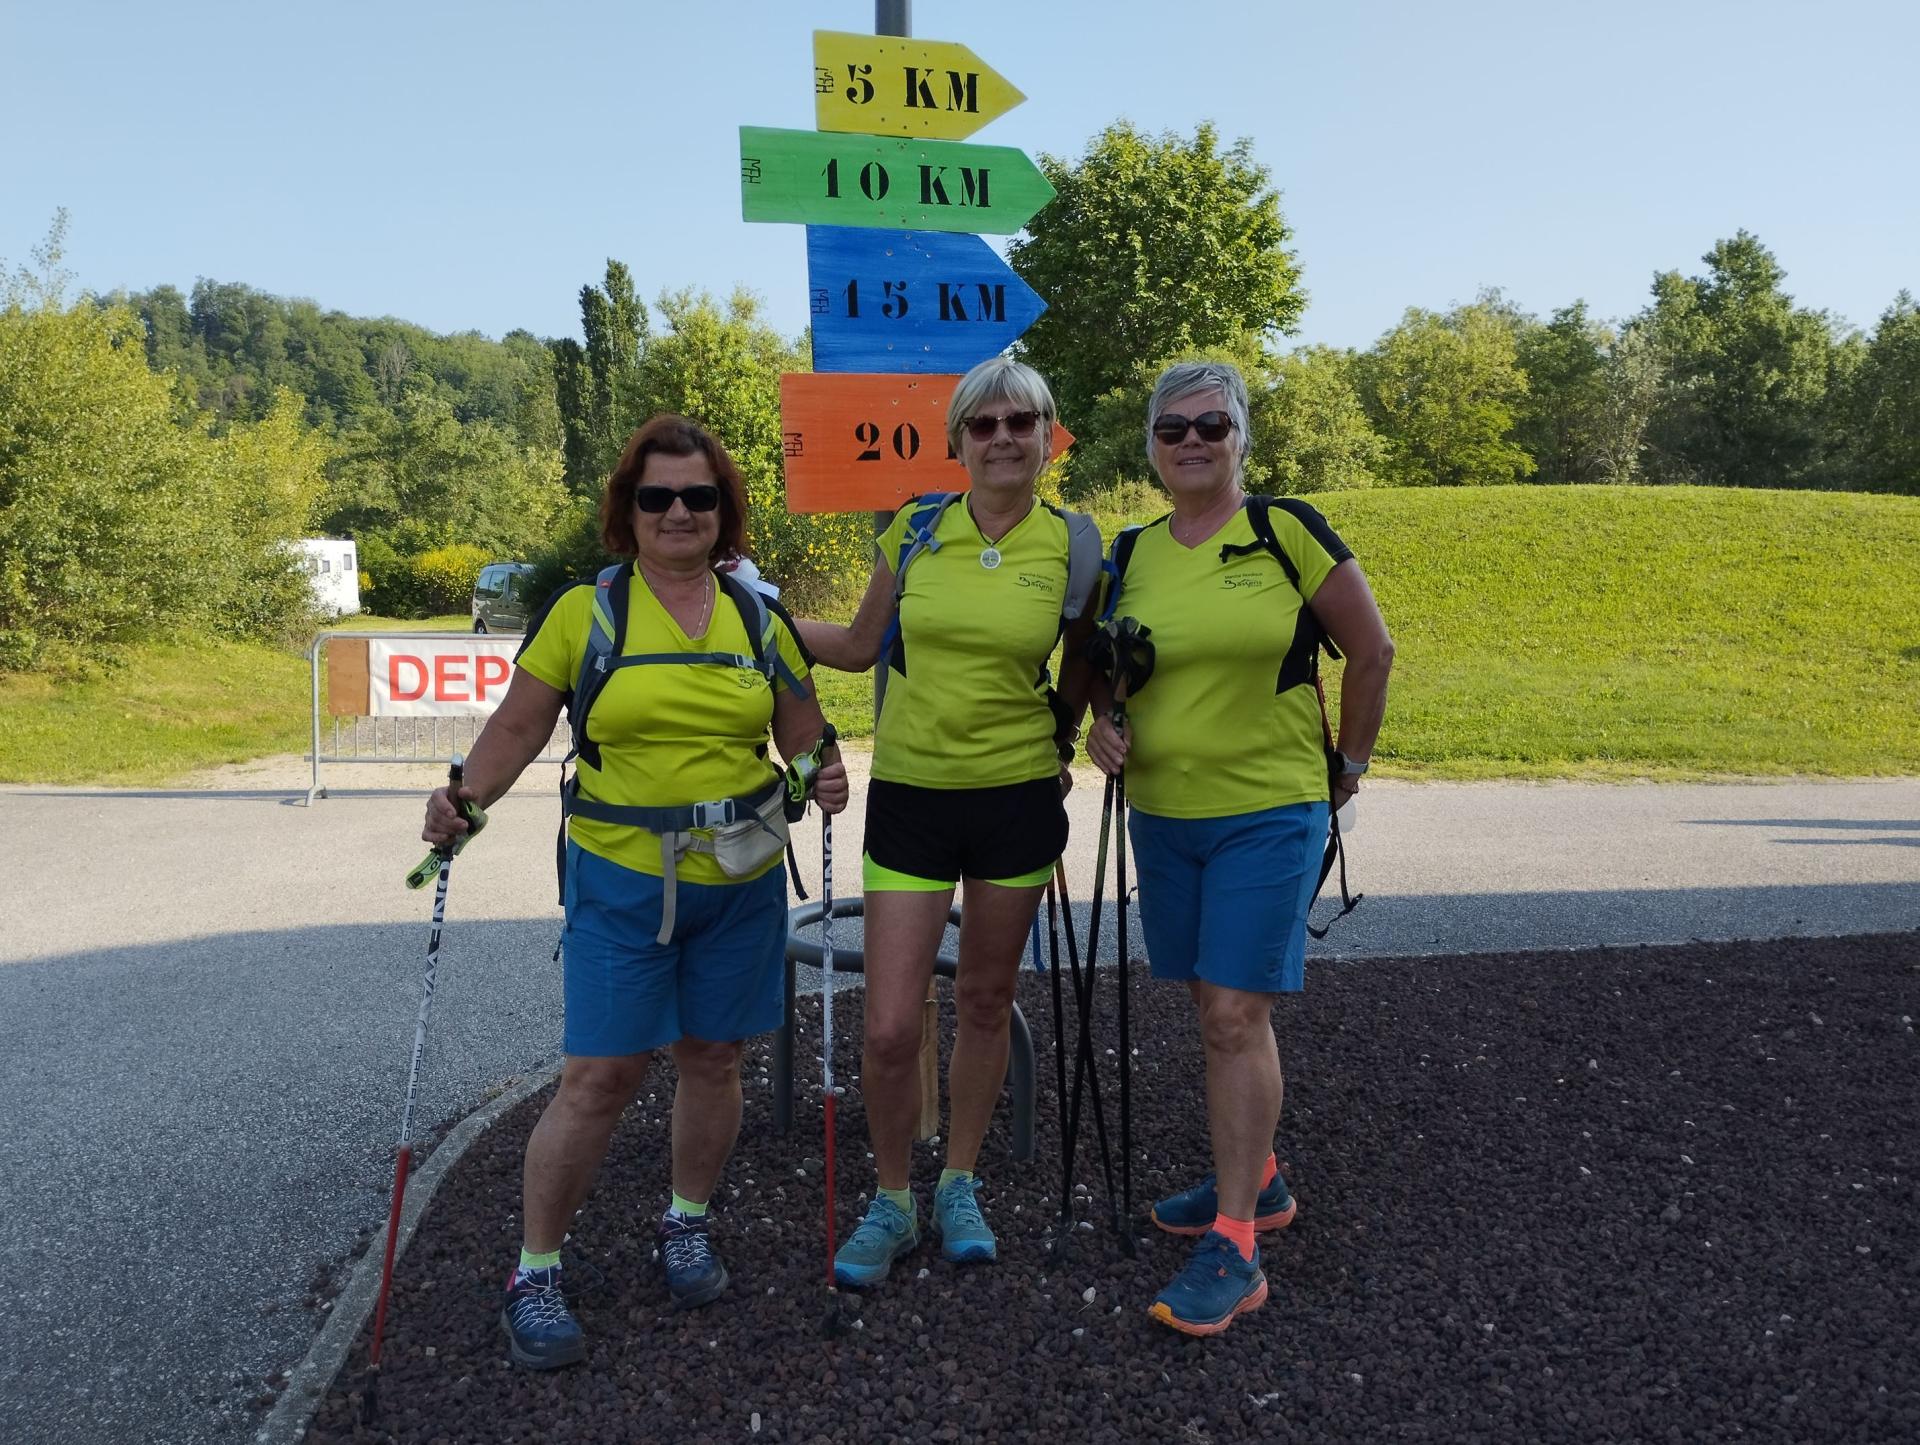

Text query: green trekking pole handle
(404, 756), (488, 889)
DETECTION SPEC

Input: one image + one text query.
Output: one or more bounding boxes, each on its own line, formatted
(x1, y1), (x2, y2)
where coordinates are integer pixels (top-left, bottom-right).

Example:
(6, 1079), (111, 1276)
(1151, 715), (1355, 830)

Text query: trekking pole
(1043, 872), (1071, 1253)
(1054, 853), (1123, 1255)
(1112, 708), (1135, 1242)
(364, 754), (472, 1424)
(815, 725), (848, 1335)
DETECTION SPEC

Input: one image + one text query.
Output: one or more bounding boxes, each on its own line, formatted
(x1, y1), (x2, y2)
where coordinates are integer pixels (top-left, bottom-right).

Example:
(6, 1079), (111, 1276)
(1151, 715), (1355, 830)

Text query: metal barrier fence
(306, 630), (567, 803)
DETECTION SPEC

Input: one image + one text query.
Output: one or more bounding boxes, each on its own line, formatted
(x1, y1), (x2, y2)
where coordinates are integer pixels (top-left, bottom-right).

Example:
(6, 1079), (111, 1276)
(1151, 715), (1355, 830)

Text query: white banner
(366, 638), (520, 717)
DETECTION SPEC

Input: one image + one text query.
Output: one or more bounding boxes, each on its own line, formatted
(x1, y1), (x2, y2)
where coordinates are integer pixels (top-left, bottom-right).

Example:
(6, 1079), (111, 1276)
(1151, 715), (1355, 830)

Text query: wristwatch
(1331, 750), (1369, 777)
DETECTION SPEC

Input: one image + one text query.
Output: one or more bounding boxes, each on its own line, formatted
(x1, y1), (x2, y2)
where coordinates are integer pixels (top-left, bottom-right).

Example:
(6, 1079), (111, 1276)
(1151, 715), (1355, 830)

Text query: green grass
(328, 612), (472, 631)
(0, 640), (312, 785)
(4, 486), (1917, 784)
(1297, 485), (1920, 777)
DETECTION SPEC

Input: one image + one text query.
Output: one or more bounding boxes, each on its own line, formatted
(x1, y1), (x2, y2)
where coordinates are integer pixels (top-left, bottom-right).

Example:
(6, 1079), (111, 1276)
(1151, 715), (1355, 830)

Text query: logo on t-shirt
(1222, 575), (1264, 589)
(1015, 572), (1057, 593)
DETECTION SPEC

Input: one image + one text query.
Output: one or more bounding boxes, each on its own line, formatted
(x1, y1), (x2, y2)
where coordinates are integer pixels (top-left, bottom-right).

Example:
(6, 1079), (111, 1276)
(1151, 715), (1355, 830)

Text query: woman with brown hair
(422, 414), (848, 1367)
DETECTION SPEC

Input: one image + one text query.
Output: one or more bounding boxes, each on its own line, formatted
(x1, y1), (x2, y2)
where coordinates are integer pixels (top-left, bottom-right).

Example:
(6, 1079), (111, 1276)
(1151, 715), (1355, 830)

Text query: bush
(411, 543), (491, 615)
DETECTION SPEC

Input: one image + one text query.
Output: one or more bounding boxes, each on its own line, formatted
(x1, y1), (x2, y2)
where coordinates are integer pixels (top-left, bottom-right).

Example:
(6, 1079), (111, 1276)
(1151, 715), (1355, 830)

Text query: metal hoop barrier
(774, 896), (1036, 1164)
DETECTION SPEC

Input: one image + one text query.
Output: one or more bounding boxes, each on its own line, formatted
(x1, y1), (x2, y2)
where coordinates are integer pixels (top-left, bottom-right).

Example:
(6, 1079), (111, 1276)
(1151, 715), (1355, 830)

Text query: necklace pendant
(979, 546), (1001, 570)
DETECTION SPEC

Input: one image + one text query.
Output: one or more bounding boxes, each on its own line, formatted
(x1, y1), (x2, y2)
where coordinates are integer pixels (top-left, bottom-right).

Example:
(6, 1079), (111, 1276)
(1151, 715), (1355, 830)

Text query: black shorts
(863, 776), (1068, 887)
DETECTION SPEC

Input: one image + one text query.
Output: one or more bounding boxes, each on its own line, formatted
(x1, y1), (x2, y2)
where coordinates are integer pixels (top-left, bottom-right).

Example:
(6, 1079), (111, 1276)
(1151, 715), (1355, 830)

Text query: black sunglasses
(960, 410), (1043, 442)
(1152, 410), (1236, 444)
(633, 484), (721, 514)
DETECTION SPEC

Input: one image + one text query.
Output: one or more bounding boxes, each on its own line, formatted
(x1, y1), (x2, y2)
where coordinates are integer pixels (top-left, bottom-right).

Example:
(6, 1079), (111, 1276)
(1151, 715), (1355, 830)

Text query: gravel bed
(309, 932), (1919, 1444)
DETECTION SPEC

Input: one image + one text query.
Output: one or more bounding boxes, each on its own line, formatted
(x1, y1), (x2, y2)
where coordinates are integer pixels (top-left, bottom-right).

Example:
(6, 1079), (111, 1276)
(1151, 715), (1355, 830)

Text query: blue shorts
(561, 842), (788, 1056)
(1127, 802), (1330, 994)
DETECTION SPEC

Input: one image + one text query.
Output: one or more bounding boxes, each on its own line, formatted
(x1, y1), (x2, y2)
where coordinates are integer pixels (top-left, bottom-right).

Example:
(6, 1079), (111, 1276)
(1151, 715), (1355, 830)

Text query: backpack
(554, 562), (812, 941)
(1100, 496), (1361, 937)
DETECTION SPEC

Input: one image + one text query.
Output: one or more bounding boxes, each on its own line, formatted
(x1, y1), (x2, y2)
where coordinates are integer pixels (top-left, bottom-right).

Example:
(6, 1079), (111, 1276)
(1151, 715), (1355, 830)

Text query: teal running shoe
(931, 1175), (997, 1263)
(832, 1195), (919, 1288)
(1148, 1232), (1268, 1337)
(1151, 1170), (1297, 1236)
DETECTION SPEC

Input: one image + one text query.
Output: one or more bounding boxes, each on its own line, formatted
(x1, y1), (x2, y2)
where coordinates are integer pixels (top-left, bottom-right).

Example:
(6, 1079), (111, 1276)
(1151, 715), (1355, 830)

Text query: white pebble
(751, 1413), (761, 1433)
(1072, 1328), (1085, 1338)
(1348, 1372), (1364, 1385)
(1083, 1287), (1098, 1304)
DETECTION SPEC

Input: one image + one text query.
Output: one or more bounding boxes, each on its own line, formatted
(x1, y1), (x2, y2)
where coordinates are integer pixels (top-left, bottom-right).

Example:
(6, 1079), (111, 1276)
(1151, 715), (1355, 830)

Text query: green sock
(878, 1185), (915, 1216)
(668, 1192), (708, 1218)
(938, 1167), (974, 1191)
(517, 1247), (560, 1273)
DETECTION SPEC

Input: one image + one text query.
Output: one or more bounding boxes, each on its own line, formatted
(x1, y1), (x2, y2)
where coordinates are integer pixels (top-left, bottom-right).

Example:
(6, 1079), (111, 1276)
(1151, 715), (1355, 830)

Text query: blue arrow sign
(806, 226), (1048, 374)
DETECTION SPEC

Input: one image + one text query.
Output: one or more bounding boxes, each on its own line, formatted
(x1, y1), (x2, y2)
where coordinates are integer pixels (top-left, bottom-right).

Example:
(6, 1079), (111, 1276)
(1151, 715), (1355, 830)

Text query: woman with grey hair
(1086, 359), (1394, 1335)
(797, 355), (1102, 1286)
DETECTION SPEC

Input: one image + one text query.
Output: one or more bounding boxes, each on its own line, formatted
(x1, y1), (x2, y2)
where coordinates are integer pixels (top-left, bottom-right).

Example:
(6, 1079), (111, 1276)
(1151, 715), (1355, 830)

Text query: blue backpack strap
(1097, 512), (1169, 623)
(566, 563), (629, 770)
(878, 493), (961, 674)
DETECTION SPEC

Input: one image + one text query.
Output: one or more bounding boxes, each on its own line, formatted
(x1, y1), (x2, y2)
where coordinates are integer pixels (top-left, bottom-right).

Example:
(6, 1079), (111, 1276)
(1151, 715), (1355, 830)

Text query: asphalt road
(1, 752), (1915, 1445)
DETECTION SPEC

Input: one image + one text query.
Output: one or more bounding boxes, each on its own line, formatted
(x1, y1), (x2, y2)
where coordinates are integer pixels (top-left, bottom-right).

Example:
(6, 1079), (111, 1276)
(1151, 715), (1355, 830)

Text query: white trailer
(292, 538), (361, 616)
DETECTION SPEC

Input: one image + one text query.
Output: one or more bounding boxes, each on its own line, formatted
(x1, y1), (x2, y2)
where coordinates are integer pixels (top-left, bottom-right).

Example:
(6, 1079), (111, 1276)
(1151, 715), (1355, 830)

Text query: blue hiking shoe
(500, 1264), (586, 1369)
(833, 1195), (919, 1288)
(1148, 1232), (1269, 1337)
(932, 1175), (997, 1264)
(1151, 1169), (1297, 1236)
(658, 1212), (729, 1310)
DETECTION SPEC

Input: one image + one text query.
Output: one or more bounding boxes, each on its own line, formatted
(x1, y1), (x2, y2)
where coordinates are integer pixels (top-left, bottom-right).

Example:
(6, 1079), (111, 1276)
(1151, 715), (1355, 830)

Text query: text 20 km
(822, 159), (992, 210)
(848, 421), (959, 462)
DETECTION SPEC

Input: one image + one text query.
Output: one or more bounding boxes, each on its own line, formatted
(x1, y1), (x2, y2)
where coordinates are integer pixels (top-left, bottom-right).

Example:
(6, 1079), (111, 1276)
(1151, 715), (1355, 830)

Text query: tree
(1636, 231), (1839, 487)
(1264, 346), (1388, 494)
(1, 217), (325, 666)
(1008, 121), (1304, 428)
(1359, 300), (1532, 487)
(1843, 291), (1920, 492)
(556, 261), (648, 492)
(1512, 302), (1612, 484)
(317, 386), (567, 561)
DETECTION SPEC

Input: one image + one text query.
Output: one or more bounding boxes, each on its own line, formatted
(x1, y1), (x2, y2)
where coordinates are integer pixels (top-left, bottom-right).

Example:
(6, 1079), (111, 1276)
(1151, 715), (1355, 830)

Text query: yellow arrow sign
(813, 30), (1026, 141)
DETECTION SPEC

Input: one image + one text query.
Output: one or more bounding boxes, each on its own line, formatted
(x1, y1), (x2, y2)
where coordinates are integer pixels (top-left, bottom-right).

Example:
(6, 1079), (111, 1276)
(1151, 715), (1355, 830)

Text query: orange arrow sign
(778, 373), (1075, 513)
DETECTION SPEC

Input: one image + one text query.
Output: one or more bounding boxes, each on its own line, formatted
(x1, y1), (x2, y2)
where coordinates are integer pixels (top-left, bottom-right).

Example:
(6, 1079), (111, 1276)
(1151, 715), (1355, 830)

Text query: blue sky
(6, 0), (1915, 350)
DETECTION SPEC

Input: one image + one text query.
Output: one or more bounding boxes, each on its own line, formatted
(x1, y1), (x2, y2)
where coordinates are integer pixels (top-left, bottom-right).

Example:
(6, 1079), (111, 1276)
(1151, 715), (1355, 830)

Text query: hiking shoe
(1148, 1232), (1269, 1337)
(932, 1175), (997, 1264)
(500, 1264), (586, 1369)
(1151, 1170), (1297, 1236)
(658, 1212), (729, 1310)
(832, 1195), (919, 1288)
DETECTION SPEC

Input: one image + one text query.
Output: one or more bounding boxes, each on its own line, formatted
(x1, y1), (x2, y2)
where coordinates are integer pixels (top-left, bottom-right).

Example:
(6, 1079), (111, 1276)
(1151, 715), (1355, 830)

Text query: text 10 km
(822, 158), (991, 210)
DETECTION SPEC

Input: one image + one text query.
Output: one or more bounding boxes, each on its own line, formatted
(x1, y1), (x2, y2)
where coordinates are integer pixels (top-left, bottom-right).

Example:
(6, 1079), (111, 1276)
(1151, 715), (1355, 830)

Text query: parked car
(472, 562), (538, 634)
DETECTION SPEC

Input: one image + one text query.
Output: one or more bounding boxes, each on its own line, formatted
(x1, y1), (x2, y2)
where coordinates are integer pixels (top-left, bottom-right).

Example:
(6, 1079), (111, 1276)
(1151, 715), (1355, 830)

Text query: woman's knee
(672, 1036), (743, 1088)
(864, 1012), (926, 1075)
(1196, 990), (1274, 1057)
(557, 1054), (649, 1119)
(954, 975), (1014, 1033)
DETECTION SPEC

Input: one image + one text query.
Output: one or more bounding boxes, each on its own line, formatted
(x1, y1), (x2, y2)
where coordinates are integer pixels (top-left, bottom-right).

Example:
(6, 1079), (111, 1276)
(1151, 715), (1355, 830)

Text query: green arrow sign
(740, 126), (1054, 236)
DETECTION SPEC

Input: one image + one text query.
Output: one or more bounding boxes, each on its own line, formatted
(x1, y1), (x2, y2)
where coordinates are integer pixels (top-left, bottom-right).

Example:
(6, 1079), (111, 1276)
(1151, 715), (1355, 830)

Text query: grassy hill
(3, 486), (1916, 785)
(1248, 485), (1920, 777)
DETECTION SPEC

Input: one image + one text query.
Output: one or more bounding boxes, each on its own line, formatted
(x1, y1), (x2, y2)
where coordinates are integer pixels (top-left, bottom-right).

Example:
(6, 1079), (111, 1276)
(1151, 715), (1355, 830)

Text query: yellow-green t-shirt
(1113, 503), (1352, 819)
(516, 566), (810, 882)
(873, 497), (1091, 789)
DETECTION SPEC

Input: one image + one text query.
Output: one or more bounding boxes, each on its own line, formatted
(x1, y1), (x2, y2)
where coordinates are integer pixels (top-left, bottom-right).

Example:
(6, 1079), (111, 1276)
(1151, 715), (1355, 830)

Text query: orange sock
(1260, 1153), (1278, 1189)
(1213, 1214), (1257, 1261)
